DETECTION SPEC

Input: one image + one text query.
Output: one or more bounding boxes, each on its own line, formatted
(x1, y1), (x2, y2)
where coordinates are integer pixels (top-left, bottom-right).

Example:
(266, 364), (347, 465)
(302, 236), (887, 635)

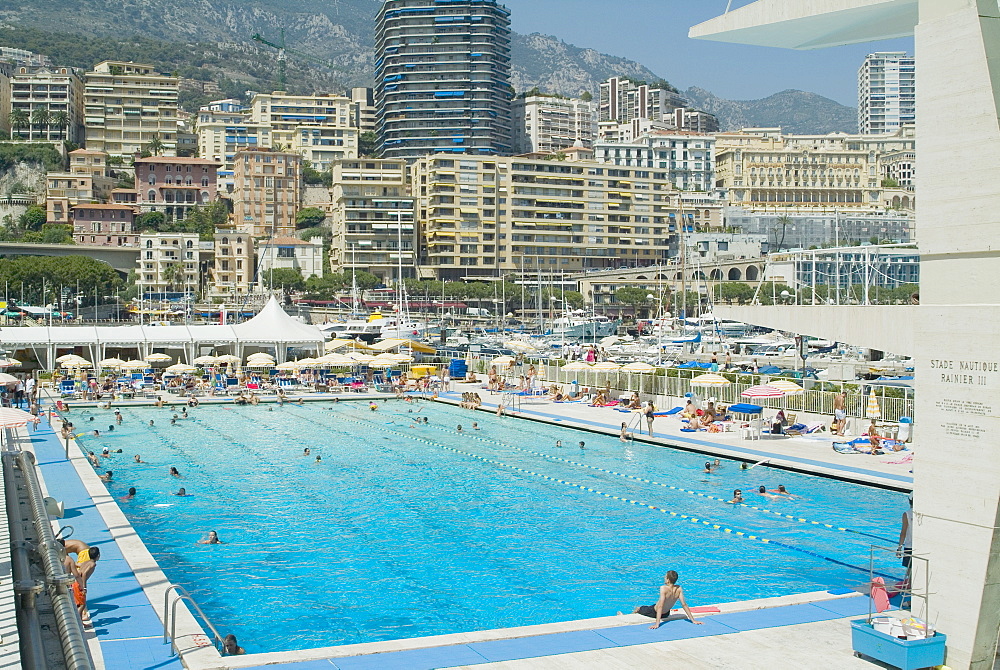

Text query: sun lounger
(653, 407), (683, 417)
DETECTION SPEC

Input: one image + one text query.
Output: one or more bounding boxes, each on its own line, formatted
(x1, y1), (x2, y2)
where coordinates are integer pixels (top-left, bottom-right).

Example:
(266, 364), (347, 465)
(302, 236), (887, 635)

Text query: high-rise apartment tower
(858, 52), (915, 134)
(374, 0), (513, 159)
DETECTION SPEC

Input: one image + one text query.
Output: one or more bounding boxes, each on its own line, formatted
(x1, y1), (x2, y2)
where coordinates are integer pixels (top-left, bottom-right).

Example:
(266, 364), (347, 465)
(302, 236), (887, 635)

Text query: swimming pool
(76, 399), (906, 654)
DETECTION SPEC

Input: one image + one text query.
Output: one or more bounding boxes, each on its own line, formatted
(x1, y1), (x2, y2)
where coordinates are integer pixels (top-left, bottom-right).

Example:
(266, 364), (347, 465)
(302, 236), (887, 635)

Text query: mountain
(0, 0), (855, 133)
(684, 87), (858, 134)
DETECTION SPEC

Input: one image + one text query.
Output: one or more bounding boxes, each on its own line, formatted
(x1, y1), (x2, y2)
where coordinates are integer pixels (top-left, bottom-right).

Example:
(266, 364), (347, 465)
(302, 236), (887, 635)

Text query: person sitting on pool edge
(633, 570), (703, 629)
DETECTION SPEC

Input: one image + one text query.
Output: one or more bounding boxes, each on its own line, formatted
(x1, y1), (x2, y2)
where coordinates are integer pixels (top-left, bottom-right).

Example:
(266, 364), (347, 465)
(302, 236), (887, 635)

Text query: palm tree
(30, 107), (50, 140)
(774, 215), (792, 252)
(50, 111), (69, 140)
(145, 134), (165, 156)
(8, 108), (29, 140)
(162, 263), (183, 291)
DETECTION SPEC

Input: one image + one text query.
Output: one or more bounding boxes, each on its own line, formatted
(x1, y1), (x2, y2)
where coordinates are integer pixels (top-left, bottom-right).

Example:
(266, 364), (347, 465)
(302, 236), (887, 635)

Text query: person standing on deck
(834, 391), (848, 436)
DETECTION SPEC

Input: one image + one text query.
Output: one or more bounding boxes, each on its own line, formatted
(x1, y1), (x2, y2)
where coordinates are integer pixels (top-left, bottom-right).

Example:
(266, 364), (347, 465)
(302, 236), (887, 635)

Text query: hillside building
(134, 156), (220, 222)
(858, 51), (915, 135)
(595, 131), (716, 192)
(328, 159), (417, 285)
(231, 148), (302, 237)
(71, 203), (139, 246)
(84, 61), (179, 157)
(257, 235), (325, 280)
(598, 77), (687, 124)
(210, 231), (255, 298)
(9, 65), (85, 144)
(512, 94), (597, 155)
(374, 0), (513, 159)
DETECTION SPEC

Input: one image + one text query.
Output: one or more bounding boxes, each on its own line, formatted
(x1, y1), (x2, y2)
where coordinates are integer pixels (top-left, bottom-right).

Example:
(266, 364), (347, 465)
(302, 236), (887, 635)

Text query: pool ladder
(626, 412), (644, 441)
(501, 390), (520, 413)
(162, 583), (228, 657)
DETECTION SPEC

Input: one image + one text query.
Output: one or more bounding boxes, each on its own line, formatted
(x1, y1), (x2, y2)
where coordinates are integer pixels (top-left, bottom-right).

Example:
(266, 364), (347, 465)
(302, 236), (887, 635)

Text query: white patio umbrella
(144, 353), (173, 363)
(591, 361), (621, 371)
(691, 373), (731, 388)
(0, 407), (41, 449)
(247, 354), (275, 363)
(98, 357), (126, 368)
(275, 361), (301, 371)
(61, 359), (93, 369)
(121, 359), (149, 369)
(216, 354), (241, 364)
(318, 353), (354, 366)
(55, 354), (84, 363)
(0, 358), (20, 368)
(561, 361), (593, 371)
(504, 340), (538, 353)
(492, 356), (516, 368)
(0, 372), (18, 384)
(193, 355), (219, 366)
(348, 352), (376, 364)
(165, 364), (197, 374)
(295, 358), (320, 368)
(390, 353), (414, 363)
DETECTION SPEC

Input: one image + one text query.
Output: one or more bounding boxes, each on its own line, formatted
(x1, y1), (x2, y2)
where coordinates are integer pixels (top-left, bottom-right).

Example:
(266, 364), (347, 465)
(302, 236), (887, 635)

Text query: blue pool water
(75, 399), (907, 654)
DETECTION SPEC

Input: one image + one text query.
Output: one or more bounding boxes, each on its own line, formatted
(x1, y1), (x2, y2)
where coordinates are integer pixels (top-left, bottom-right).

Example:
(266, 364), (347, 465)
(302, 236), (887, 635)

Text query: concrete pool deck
(440, 382), (914, 491)
(15, 394), (905, 669)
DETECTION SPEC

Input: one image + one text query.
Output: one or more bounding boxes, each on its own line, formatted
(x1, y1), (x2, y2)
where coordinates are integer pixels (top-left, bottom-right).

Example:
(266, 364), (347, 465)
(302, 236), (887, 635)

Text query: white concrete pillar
(912, 1), (1000, 668)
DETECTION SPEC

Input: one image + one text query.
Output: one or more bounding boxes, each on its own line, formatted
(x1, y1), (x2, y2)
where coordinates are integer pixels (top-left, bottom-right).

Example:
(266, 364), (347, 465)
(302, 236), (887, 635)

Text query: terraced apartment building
(374, 0), (513, 159)
(410, 154), (722, 281)
(84, 61), (179, 158)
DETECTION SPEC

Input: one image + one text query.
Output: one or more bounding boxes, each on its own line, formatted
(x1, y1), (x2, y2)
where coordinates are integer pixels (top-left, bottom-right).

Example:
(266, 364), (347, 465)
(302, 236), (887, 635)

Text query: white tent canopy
(0, 297), (324, 368)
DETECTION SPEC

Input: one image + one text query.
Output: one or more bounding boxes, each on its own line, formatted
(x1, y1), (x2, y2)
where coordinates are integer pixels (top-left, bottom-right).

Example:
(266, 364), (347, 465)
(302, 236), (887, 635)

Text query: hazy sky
(500, 0), (913, 106)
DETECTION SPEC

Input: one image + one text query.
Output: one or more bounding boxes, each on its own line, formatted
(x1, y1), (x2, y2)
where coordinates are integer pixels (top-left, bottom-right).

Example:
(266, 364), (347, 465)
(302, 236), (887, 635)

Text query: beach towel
(653, 407), (683, 417)
(833, 442), (861, 454)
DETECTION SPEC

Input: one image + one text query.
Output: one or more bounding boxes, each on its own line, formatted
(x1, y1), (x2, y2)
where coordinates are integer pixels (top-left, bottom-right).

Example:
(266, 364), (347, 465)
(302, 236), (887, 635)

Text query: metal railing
(163, 583), (227, 657)
(3, 449), (94, 670)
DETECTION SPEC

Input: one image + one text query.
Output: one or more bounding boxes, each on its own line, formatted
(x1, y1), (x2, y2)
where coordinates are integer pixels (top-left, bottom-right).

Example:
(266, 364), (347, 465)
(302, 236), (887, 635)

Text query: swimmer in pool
(727, 489), (744, 504)
(87, 452), (100, 467)
(456, 425), (463, 432)
(99, 471), (113, 482)
(556, 440), (563, 448)
(197, 531), (223, 545)
(133, 455), (145, 463)
(92, 430), (100, 437)
(303, 448), (310, 456)
(579, 441), (585, 450)
(315, 455), (322, 463)
(174, 488), (188, 496)
(149, 420), (154, 427)
(169, 466), (181, 477)
(703, 461), (717, 474)
(101, 447), (110, 457)
(369, 402), (379, 412)
(121, 487), (136, 501)
(472, 422), (480, 430)
(108, 425), (114, 432)
(770, 484), (800, 499)
(756, 485), (779, 500)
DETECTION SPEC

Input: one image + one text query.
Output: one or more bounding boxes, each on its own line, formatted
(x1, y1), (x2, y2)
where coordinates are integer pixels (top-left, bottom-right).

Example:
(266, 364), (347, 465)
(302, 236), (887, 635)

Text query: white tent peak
(231, 296), (325, 344)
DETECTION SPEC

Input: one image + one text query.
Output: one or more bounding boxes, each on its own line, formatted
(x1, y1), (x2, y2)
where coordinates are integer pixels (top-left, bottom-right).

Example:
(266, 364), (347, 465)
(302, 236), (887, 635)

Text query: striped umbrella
(621, 362), (656, 373)
(741, 384), (784, 398)
(866, 388), (882, 420)
(193, 355), (218, 365)
(492, 356), (516, 368)
(691, 373), (731, 387)
(769, 379), (804, 394)
(121, 359), (148, 369)
(561, 361), (592, 371)
(0, 407), (40, 428)
(0, 358), (21, 368)
(98, 358), (126, 368)
(591, 361), (621, 371)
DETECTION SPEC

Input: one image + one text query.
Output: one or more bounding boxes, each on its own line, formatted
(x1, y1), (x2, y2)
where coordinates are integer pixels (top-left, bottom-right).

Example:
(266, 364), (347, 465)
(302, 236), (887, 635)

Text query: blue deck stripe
(28, 422), (183, 668)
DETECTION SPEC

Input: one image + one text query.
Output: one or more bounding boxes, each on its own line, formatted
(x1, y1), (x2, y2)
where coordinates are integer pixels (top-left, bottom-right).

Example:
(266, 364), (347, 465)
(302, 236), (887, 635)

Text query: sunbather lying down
(832, 438), (906, 455)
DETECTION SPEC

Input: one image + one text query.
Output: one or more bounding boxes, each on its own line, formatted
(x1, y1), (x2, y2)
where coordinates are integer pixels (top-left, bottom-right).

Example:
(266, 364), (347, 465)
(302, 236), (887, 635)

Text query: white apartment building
(258, 236), (325, 280)
(594, 131), (716, 192)
(196, 100), (272, 193)
(136, 232), (203, 294)
(725, 206), (913, 248)
(84, 61), (179, 157)
(10, 66), (85, 143)
(598, 77), (687, 124)
(858, 52), (915, 134)
(328, 159), (416, 285)
(512, 94), (597, 154)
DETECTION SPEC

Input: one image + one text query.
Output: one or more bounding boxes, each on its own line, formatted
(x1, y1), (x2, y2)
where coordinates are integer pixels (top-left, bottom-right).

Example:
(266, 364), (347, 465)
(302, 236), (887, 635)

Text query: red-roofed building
(134, 156), (220, 222)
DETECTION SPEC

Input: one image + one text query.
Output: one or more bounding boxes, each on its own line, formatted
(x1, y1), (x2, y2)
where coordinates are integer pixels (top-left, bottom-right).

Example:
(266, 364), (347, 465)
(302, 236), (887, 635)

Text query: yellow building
(84, 61), (179, 157)
(247, 92), (359, 170)
(410, 154), (720, 281)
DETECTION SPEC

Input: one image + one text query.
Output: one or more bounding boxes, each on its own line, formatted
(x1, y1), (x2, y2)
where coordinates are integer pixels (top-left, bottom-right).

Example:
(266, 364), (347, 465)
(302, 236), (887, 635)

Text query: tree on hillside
(30, 107), (50, 138)
(717, 282), (754, 305)
(295, 207), (326, 229)
(18, 205), (47, 232)
(145, 134), (165, 156)
(8, 108), (28, 140)
(263, 267), (305, 293)
(359, 131), (379, 158)
(774, 215), (792, 252)
(135, 211), (166, 232)
(51, 111), (69, 140)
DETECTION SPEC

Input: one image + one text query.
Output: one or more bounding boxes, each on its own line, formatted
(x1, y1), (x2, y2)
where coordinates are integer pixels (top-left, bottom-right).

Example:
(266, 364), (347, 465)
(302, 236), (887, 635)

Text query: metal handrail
(162, 583), (227, 656)
(626, 411), (644, 441)
(14, 450), (94, 670)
